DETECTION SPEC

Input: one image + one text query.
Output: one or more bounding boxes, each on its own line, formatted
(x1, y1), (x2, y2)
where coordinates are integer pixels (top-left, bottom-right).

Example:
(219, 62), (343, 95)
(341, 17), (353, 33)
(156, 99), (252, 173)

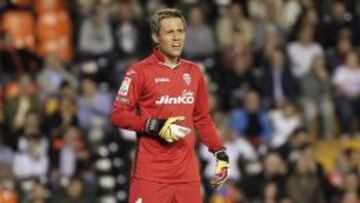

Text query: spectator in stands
(262, 48), (299, 107)
(300, 7), (320, 30)
(29, 181), (49, 203)
(50, 126), (88, 178)
(44, 97), (78, 135)
(328, 37), (353, 73)
(13, 135), (48, 179)
(114, 1), (138, 58)
(77, 77), (112, 130)
(287, 25), (323, 78)
(0, 32), (40, 76)
(301, 55), (334, 138)
(324, 1), (355, 48)
(276, 128), (310, 162)
(216, 2), (253, 49)
(230, 90), (272, 146)
(224, 55), (258, 109)
(248, 0), (284, 49)
(58, 80), (76, 100)
(37, 53), (77, 100)
(268, 102), (301, 148)
(221, 31), (253, 72)
(333, 51), (360, 137)
(300, 143), (328, 183)
(289, 6), (322, 42)
(329, 149), (359, 194)
(261, 181), (291, 203)
(253, 27), (282, 69)
(52, 177), (87, 203)
(4, 74), (41, 133)
(242, 152), (288, 201)
(17, 111), (48, 154)
(287, 153), (325, 203)
(78, 7), (114, 58)
(281, 0), (302, 32)
(183, 5), (216, 59)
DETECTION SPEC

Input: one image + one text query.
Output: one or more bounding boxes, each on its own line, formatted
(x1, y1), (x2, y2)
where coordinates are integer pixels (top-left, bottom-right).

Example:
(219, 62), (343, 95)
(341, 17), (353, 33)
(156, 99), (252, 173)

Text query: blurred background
(0, 0), (360, 202)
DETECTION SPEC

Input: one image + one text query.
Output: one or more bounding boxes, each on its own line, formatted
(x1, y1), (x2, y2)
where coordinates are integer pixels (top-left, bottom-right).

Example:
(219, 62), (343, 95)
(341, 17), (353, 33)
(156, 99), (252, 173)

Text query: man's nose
(173, 33), (180, 41)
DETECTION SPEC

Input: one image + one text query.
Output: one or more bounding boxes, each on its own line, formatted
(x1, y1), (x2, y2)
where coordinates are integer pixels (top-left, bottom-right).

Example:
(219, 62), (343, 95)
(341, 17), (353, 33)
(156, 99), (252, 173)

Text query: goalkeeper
(110, 8), (229, 203)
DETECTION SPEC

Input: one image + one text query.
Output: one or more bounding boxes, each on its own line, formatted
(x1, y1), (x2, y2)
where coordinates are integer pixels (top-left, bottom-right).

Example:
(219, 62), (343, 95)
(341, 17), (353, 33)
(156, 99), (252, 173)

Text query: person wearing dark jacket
(262, 48), (299, 108)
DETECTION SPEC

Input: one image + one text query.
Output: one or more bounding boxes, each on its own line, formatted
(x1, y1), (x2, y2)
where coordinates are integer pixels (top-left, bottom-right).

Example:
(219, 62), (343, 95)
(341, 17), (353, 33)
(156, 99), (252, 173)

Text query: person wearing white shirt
(287, 26), (323, 78)
(268, 102), (301, 148)
(78, 8), (114, 57)
(333, 51), (360, 136)
(13, 136), (49, 179)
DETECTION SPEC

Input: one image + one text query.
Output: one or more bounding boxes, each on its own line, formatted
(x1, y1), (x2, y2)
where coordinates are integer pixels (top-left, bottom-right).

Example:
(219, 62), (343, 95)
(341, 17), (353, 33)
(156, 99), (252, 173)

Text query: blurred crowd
(0, 0), (360, 202)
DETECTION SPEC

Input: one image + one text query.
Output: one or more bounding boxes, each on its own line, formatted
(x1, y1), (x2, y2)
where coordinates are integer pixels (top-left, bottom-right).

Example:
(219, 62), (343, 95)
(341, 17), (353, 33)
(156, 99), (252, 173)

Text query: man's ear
(152, 33), (159, 44)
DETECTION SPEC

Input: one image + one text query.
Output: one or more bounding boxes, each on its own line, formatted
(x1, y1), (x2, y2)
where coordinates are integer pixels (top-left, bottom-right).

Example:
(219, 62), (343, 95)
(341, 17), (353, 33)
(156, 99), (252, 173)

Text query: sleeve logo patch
(118, 77), (131, 96)
(115, 95), (129, 104)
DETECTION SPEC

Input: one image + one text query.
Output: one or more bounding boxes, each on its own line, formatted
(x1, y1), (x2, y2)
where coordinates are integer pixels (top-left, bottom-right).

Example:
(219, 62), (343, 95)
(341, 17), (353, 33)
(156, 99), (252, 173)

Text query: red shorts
(128, 178), (202, 203)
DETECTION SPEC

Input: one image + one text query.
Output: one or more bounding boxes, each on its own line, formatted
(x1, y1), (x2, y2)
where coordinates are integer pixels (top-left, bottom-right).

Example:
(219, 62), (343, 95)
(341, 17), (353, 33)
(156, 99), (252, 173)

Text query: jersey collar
(152, 48), (182, 69)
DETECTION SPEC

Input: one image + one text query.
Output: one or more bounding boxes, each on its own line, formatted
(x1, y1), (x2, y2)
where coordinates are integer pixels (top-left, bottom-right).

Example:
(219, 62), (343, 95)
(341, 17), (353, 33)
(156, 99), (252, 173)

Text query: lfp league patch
(118, 77), (132, 96)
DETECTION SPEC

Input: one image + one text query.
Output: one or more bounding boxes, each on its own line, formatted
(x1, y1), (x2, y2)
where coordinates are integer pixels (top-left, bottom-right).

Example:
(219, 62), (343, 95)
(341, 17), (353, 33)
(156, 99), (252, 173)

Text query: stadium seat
(3, 79), (37, 101)
(36, 10), (72, 61)
(11, 0), (33, 7)
(35, 0), (65, 14)
(3, 81), (19, 100)
(0, 188), (17, 203)
(1, 11), (35, 51)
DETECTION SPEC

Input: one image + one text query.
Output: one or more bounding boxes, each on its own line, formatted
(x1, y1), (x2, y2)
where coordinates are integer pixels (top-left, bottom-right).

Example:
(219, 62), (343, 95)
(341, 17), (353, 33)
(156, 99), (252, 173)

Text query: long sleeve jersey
(110, 49), (224, 182)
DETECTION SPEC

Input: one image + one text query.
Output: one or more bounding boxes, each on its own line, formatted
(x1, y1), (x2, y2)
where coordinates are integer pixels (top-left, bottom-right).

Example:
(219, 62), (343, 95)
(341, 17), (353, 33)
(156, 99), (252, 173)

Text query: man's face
(82, 79), (96, 97)
(299, 28), (313, 44)
(152, 17), (186, 59)
(271, 50), (284, 69)
(245, 92), (260, 112)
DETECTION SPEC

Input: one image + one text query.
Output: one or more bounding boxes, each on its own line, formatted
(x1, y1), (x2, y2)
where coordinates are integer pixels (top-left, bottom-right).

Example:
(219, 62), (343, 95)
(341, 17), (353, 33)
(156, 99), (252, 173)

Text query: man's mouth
(172, 43), (181, 48)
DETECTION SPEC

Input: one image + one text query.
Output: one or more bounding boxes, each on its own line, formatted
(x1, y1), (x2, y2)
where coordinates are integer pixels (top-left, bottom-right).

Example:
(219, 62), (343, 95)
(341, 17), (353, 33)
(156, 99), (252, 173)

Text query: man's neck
(155, 48), (181, 69)
(163, 57), (180, 69)
(300, 41), (312, 46)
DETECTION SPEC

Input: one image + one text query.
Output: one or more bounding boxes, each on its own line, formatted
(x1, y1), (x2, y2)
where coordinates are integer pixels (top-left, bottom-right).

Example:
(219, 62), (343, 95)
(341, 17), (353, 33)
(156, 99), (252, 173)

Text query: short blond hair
(150, 8), (186, 34)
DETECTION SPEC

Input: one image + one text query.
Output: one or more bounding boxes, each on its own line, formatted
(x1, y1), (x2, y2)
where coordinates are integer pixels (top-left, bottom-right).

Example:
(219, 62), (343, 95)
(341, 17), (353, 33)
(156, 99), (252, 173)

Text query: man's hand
(146, 117), (191, 143)
(210, 150), (229, 189)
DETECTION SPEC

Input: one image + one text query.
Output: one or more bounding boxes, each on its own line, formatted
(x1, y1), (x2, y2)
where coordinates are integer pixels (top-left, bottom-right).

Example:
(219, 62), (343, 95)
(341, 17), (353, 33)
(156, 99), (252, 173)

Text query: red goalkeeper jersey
(110, 49), (224, 183)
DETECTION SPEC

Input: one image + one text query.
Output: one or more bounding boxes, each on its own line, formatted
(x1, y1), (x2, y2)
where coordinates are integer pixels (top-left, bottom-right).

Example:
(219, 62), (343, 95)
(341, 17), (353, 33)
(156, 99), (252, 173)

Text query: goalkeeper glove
(210, 150), (229, 189)
(145, 116), (191, 143)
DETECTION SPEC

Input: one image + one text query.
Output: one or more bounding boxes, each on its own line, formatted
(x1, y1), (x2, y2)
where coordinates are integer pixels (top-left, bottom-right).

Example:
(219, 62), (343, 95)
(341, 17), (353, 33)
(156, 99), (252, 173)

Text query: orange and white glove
(210, 150), (229, 189)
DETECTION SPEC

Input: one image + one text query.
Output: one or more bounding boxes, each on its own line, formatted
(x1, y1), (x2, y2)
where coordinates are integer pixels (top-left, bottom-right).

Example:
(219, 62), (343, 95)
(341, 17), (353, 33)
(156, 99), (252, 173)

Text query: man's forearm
(110, 107), (147, 132)
(195, 113), (224, 152)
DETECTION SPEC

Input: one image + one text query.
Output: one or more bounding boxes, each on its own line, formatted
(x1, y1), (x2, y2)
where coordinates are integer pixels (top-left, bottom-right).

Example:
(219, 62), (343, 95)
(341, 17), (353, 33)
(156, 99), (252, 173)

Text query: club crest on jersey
(118, 77), (131, 96)
(183, 73), (191, 86)
(155, 90), (194, 105)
